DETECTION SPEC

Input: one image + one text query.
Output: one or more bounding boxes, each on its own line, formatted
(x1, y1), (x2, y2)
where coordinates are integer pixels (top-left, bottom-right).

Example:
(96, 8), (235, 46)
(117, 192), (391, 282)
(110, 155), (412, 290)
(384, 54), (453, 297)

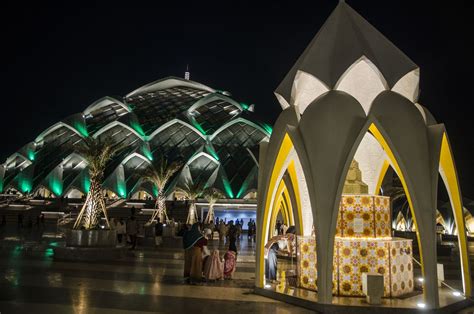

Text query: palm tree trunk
(73, 179), (109, 229)
(186, 201), (197, 225)
(204, 203), (215, 224)
(150, 192), (167, 223)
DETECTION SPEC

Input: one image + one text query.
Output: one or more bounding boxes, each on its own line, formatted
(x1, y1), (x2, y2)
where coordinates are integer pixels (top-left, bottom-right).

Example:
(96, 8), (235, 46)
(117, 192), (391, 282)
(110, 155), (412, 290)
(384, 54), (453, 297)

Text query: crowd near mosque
(182, 218), (256, 284)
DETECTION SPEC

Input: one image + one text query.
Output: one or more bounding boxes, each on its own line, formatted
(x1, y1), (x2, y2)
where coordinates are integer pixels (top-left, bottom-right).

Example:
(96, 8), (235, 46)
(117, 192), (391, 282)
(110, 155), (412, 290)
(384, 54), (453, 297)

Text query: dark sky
(1, 1), (473, 197)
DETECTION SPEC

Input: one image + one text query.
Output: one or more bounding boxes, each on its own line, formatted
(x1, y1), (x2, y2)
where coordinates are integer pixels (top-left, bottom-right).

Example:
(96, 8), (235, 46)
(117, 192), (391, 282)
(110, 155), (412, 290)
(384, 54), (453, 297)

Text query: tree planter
(65, 229), (117, 247)
(54, 229), (125, 261)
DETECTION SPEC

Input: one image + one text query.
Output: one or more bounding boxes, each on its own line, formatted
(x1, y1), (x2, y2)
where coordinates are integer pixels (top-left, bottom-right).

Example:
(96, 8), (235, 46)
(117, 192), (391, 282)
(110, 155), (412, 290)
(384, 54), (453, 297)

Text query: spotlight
(264, 284), (271, 289)
(417, 303), (426, 308)
(452, 291), (461, 297)
(417, 277), (424, 283)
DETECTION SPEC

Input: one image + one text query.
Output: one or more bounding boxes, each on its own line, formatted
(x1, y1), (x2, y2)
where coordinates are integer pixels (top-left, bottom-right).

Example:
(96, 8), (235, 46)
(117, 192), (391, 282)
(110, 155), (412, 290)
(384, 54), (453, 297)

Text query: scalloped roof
(275, 1), (418, 107)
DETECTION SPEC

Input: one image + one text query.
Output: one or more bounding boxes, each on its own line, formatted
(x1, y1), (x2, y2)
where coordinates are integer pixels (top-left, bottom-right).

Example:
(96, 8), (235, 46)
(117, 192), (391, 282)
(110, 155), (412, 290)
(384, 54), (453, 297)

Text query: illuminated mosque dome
(0, 77), (271, 199)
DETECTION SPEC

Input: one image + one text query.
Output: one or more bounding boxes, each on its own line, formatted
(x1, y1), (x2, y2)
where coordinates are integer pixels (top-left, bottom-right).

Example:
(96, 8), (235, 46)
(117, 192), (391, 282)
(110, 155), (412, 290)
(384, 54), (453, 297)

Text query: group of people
(16, 213), (44, 229)
(110, 216), (139, 250)
(183, 222), (238, 284)
(199, 218), (257, 243)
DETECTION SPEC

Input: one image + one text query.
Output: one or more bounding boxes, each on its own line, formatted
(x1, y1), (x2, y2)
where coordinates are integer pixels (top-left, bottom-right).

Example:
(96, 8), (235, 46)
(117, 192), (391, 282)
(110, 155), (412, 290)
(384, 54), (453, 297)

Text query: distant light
(417, 303), (426, 308)
(163, 224), (167, 227)
(264, 284), (271, 289)
(452, 291), (462, 297)
(418, 277), (424, 283)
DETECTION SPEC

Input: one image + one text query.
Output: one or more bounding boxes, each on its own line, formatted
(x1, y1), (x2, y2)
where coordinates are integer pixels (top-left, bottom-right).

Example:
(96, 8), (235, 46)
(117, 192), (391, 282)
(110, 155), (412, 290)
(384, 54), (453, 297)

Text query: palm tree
(177, 182), (204, 225)
(142, 156), (181, 223)
(73, 137), (120, 230)
(203, 188), (224, 224)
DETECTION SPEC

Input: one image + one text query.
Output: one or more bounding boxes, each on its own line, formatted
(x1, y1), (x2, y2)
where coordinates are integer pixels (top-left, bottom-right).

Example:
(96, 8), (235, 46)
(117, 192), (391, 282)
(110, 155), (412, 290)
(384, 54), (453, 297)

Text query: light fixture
(417, 303), (426, 308)
(264, 284), (271, 289)
(452, 291), (461, 297)
(418, 277), (424, 283)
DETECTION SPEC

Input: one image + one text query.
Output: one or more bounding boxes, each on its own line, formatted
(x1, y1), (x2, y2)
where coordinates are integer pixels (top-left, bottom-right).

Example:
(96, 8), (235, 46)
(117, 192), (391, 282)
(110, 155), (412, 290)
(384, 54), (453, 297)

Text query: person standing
(224, 240), (238, 279)
(227, 221), (237, 250)
(251, 220), (257, 241)
(218, 220), (226, 242)
(155, 218), (164, 248)
(183, 223), (207, 284)
(127, 216), (139, 250)
(235, 220), (242, 240)
(116, 218), (126, 245)
(247, 219), (253, 240)
(17, 213), (23, 228)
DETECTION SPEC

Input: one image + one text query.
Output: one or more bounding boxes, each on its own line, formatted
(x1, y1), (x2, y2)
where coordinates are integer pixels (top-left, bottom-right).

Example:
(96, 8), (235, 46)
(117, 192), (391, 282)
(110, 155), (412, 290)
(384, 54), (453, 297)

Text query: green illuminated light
(117, 182), (127, 198)
(240, 103), (249, 110)
(49, 177), (63, 196)
(142, 145), (153, 161)
(44, 248), (54, 258)
(18, 176), (32, 194)
(236, 180), (249, 199)
(12, 245), (22, 258)
(152, 185), (158, 198)
(223, 178), (234, 199)
(206, 146), (220, 161)
(262, 123), (273, 135)
(74, 121), (89, 137)
(83, 175), (91, 193)
(130, 120), (146, 137)
(191, 120), (206, 135)
(27, 150), (36, 161)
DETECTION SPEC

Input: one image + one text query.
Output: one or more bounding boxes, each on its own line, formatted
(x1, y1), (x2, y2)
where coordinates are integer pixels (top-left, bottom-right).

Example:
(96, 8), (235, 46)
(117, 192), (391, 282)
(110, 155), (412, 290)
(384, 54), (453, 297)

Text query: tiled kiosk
(297, 161), (414, 298)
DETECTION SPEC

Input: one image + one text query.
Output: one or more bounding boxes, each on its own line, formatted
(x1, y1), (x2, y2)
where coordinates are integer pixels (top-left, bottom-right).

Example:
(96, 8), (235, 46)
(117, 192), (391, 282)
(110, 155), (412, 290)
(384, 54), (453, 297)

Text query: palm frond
(204, 187), (224, 203)
(75, 137), (123, 178)
(141, 155), (181, 192)
(176, 181), (205, 200)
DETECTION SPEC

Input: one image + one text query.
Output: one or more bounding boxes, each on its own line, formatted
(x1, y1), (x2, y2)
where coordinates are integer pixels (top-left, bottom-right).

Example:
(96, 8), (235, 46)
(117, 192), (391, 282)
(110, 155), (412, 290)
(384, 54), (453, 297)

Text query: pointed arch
(210, 118), (269, 141)
(257, 132), (313, 287)
(148, 119), (206, 141)
(92, 121), (145, 140)
(335, 56), (388, 115)
(269, 179), (294, 238)
(392, 68), (420, 103)
(291, 70), (330, 115)
(35, 122), (84, 143)
(438, 133), (471, 296)
(83, 96), (131, 116)
(369, 122), (438, 306)
(187, 92), (243, 113)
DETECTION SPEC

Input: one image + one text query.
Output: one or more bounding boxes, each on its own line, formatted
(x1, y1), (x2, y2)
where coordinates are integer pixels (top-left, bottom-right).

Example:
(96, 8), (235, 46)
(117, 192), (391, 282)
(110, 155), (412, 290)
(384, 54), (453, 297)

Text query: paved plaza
(0, 226), (312, 314)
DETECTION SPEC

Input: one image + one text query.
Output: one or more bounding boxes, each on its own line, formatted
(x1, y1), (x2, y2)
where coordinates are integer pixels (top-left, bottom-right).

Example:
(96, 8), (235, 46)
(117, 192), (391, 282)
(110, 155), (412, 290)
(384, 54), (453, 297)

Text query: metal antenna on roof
(185, 64), (190, 80)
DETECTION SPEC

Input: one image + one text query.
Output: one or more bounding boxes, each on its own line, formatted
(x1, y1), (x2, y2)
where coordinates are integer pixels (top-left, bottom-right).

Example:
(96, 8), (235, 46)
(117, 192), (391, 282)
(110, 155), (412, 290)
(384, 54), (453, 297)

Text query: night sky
(1, 1), (473, 197)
